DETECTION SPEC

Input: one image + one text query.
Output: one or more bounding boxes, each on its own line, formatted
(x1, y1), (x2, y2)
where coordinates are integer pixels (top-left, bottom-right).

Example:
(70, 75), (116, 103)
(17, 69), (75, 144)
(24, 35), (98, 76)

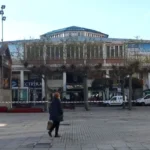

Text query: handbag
(47, 120), (53, 130)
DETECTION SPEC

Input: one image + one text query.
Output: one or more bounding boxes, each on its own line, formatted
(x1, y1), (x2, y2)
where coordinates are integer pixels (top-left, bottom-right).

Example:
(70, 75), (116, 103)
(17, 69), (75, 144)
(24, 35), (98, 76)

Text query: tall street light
(0, 5), (6, 89)
(0, 5), (6, 43)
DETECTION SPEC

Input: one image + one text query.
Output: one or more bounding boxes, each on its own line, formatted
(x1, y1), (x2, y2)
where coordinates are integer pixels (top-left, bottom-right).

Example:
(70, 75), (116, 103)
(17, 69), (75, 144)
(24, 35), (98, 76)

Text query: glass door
(18, 89), (28, 101)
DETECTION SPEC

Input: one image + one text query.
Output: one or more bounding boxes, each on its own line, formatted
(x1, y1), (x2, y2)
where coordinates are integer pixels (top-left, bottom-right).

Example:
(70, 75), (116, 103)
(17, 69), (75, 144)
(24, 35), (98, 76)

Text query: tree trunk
(104, 89), (107, 100)
(128, 75), (132, 110)
(44, 77), (49, 112)
(122, 80), (125, 109)
(83, 74), (89, 111)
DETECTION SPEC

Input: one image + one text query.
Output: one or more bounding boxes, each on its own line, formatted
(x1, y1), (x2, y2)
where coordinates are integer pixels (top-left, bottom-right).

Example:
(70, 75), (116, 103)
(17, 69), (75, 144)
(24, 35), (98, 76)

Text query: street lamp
(0, 5), (6, 42)
(0, 5), (6, 88)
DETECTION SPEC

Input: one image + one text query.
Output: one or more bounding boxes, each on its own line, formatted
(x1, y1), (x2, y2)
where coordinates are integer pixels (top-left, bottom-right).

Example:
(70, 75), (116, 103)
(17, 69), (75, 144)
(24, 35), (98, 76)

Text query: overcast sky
(1, 0), (150, 41)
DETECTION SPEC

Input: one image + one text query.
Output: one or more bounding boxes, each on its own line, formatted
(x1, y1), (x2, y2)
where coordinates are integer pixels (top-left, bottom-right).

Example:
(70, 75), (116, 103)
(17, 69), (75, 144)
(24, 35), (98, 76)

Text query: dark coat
(49, 98), (63, 122)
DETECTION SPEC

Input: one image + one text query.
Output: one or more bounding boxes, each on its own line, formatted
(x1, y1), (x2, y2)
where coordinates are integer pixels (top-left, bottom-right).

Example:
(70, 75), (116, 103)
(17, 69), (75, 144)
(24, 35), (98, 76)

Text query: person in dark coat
(48, 92), (63, 137)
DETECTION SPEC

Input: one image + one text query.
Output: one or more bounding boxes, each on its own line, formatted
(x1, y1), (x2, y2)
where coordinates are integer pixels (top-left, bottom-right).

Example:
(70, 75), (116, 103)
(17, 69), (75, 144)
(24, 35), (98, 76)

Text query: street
(1, 107), (150, 150)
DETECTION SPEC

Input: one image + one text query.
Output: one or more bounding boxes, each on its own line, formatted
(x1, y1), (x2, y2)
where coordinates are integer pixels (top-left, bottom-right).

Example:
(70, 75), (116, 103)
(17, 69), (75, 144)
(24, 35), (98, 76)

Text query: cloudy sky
(1, 0), (150, 41)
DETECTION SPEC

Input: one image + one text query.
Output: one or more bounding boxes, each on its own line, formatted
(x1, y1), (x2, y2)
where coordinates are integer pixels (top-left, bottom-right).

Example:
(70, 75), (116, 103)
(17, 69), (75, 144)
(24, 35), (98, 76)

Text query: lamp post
(0, 5), (6, 88)
(0, 5), (6, 42)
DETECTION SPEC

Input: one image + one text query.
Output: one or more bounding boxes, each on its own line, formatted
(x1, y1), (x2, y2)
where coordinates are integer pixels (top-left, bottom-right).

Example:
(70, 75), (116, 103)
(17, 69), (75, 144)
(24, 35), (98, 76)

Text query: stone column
(106, 70), (109, 100)
(43, 44), (47, 64)
(83, 44), (87, 65)
(63, 72), (67, 96)
(98, 45), (100, 58)
(24, 44), (27, 60)
(20, 70), (24, 87)
(148, 73), (150, 89)
(114, 46), (115, 58)
(118, 45), (120, 57)
(42, 76), (45, 99)
(106, 69), (109, 77)
(103, 43), (106, 65)
(63, 43), (67, 64)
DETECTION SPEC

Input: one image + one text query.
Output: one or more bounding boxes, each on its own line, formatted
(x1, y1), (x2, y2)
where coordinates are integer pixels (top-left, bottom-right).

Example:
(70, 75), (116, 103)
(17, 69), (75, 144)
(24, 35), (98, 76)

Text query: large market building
(2, 26), (150, 105)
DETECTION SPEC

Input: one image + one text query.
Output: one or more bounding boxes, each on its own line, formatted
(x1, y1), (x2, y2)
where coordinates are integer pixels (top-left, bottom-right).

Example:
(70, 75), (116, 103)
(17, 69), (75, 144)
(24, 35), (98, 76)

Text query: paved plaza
(1, 107), (150, 149)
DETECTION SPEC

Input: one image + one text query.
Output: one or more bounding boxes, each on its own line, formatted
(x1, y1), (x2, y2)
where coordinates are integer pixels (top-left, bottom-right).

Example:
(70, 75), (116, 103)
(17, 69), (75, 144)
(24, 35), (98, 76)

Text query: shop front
(24, 79), (42, 106)
(12, 79), (42, 107)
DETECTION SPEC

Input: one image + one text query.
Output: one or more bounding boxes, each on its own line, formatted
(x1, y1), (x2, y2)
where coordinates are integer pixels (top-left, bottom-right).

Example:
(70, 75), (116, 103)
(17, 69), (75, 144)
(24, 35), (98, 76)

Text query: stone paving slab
(1, 107), (150, 150)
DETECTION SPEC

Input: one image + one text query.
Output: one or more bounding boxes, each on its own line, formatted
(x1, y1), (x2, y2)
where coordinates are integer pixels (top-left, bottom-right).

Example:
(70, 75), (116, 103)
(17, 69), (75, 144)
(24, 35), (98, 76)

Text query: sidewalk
(1, 107), (150, 149)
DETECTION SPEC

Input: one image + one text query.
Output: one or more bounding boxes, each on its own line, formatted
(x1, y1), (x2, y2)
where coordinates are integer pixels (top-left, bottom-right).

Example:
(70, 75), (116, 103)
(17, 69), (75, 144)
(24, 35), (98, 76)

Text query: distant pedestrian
(48, 92), (63, 137)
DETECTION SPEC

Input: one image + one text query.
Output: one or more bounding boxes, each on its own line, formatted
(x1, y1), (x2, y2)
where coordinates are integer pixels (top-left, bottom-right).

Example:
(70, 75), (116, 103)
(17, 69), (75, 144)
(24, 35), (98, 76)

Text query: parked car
(103, 95), (128, 106)
(136, 94), (150, 106)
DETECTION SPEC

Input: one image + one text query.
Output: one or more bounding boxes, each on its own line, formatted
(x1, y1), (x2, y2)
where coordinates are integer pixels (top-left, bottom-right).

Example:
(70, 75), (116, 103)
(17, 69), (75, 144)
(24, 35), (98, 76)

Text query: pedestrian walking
(48, 92), (63, 137)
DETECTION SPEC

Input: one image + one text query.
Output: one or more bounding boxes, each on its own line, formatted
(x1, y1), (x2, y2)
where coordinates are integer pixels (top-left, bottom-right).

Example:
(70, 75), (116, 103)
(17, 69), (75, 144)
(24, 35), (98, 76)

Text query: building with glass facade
(2, 26), (150, 105)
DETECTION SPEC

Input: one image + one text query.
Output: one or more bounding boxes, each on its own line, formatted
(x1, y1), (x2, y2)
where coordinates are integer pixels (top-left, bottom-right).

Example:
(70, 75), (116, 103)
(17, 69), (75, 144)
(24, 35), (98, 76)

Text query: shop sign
(24, 79), (42, 88)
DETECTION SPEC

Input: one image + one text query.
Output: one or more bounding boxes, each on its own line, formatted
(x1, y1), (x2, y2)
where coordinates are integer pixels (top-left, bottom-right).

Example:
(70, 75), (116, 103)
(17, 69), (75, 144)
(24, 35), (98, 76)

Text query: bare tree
(21, 36), (106, 111)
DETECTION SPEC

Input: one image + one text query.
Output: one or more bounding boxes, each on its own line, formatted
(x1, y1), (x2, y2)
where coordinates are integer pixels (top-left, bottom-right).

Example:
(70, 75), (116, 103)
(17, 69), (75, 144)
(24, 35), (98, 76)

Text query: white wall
(47, 79), (93, 88)
(47, 80), (63, 88)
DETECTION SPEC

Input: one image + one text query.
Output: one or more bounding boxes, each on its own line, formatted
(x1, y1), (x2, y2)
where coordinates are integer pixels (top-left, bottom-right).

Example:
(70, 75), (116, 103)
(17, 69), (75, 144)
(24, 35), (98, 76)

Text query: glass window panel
(46, 46), (50, 58)
(60, 46), (63, 59)
(95, 46), (99, 58)
(56, 47), (59, 59)
(91, 46), (94, 58)
(115, 46), (118, 57)
(87, 45), (91, 59)
(80, 45), (83, 59)
(67, 45), (71, 59)
(99, 46), (103, 58)
(120, 46), (123, 57)
(51, 46), (55, 59)
(107, 46), (110, 58)
(111, 47), (115, 58)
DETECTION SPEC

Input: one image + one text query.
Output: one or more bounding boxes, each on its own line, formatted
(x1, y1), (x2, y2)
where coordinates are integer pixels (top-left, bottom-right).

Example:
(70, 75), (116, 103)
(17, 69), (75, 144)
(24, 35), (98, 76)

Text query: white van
(103, 95), (127, 106)
(136, 94), (150, 105)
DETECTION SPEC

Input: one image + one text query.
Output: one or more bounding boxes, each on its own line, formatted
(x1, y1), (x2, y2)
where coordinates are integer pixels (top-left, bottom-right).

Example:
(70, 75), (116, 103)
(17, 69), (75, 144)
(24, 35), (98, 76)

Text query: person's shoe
(48, 131), (52, 137)
(55, 134), (61, 138)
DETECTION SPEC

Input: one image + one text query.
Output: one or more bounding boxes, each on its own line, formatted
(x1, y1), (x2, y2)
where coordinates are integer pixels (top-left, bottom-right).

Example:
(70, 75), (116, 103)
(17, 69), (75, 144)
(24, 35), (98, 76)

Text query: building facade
(2, 26), (150, 104)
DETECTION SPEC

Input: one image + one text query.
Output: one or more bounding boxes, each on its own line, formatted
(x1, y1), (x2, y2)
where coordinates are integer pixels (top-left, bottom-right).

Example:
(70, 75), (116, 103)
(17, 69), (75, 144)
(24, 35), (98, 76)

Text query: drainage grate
(21, 143), (36, 148)
(21, 142), (52, 148)
(35, 143), (52, 148)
